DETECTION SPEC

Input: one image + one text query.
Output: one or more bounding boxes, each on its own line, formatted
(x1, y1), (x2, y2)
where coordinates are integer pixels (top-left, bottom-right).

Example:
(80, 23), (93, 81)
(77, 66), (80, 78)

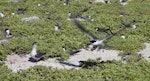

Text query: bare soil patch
(5, 49), (120, 73)
(5, 43), (150, 73)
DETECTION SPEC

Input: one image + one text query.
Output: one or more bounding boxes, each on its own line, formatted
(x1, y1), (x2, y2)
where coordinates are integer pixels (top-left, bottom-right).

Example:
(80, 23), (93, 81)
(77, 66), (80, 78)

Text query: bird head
(5, 28), (10, 34)
(87, 40), (96, 45)
(68, 12), (71, 17)
(95, 27), (99, 31)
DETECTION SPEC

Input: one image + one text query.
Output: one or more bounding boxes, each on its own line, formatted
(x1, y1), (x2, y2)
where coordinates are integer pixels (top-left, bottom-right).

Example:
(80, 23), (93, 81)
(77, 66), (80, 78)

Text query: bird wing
(79, 16), (92, 22)
(122, 22), (131, 27)
(70, 13), (81, 18)
(35, 51), (46, 58)
(73, 19), (99, 40)
(65, 0), (69, 4)
(102, 27), (126, 41)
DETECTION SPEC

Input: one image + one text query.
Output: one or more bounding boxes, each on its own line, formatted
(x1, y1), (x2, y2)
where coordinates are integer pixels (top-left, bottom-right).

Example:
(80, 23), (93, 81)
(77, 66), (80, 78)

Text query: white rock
(21, 16), (40, 22)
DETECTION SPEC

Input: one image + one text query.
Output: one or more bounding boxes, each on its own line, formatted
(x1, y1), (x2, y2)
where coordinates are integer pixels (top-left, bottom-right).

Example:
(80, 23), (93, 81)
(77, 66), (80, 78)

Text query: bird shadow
(28, 57), (37, 62)
(79, 60), (113, 68)
(59, 61), (80, 67)
(28, 57), (44, 62)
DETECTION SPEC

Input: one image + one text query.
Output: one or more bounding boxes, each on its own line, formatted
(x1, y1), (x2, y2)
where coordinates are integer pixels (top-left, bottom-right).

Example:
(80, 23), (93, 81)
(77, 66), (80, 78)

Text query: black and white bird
(62, 46), (67, 52)
(121, 55), (128, 64)
(73, 19), (126, 50)
(64, 0), (69, 5)
(120, 0), (129, 6)
(14, 7), (28, 15)
(68, 12), (81, 19)
(92, 0), (110, 4)
(0, 28), (12, 43)
(30, 42), (47, 62)
(136, 54), (144, 61)
(10, 7), (27, 16)
(54, 24), (61, 31)
(95, 27), (113, 35)
(3, 28), (12, 38)
(80, 15), (94, 22)
(0, 12), (5, 17)
(122, 20), (136, 29)
(38, 2), (49, 7)
(68, 12), (93, 22)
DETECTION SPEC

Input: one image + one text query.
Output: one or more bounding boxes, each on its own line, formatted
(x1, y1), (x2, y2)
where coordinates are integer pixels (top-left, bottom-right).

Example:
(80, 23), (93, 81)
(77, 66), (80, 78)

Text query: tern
(120, 0), (130, 5)
(80, 15), (94, 22)
(122, 20), (136, 29)
(92, 0), (110, 4)
(0, 29), (12, 43)
(54, 24), (61, 31)
(3, 28), (12, 38)
(38, 1), (49, 7)
(73, 19), (126, 50)
(121, 55), (128, 64)
(64, 0), (69, 5)
(15, 7), (28, 15)
(68, 12), (81, 19)
(95, 27), (113, 35)
(68, 12), (93, 21)
(30, 42), (47, 62)
(0, 12), (5, 17)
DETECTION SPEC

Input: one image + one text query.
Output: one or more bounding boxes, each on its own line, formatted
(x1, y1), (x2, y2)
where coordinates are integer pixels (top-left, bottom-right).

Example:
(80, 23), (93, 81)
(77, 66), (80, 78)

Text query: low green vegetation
(0, 0), (150, 80)
(1, 59), (150, 81)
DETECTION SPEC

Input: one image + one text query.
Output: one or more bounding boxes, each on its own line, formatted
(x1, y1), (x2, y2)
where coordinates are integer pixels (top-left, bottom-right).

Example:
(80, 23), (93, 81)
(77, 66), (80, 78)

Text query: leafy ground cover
(0, 0), (150, 80)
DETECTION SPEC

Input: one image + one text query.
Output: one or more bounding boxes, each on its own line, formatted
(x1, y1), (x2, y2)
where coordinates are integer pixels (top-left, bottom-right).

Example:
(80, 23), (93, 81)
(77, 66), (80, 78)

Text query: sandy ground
(5, 49), (120, 73)
(4, 43), (150, 73)
(138, 43), (150, 60)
